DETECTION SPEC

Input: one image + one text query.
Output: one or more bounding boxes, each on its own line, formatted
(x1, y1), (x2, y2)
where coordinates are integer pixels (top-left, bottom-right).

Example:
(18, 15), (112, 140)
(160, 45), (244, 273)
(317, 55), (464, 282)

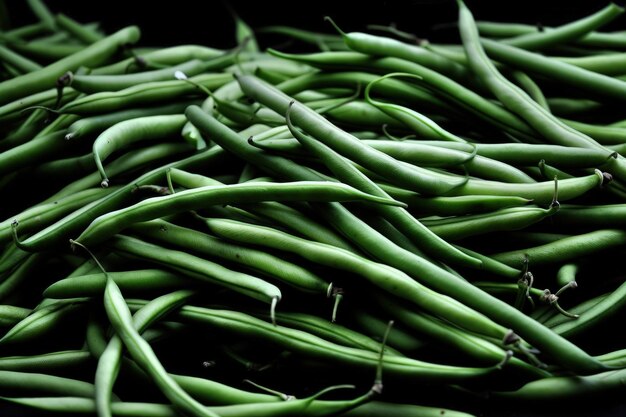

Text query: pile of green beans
(1, 1), (625, 416)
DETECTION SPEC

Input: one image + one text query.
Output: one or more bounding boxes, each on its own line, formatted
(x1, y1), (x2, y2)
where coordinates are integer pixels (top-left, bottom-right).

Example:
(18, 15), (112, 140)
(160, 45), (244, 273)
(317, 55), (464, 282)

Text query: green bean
(0, 44), (42, 73)
(422, 205), (558, 241)
(168, 168), (358, 252)
(8, 41), (86, 62)
(72, 181), (404, 248)
(541, 293), (608, 328)
(458, 1), (602, 151)
(26, 0), (56, 31)
(550, 279), (626, 338)
(509, 70), (549, 110)
(187, 104), (608, 374)
(0, 187), (118, 245)
(1, 22), (48, 41)
(556, 263), (579, 287)
(46, 142), (194, 202)
(493, 229), (626, 267)
(0, 298), (86, 345)
(351, 310), (424, 353)
(43, 269), (188, 299)
(557, 53), (626, 76)
(0, 370), (97, 397)
(0, 26), (140, 106)
(59, 73), (232, 115)
(258, 25), (345, 49)
(546, 97), (603, 117)
(553, 203), (626, 227)
(0, 350), (92, 372)
(0, 253), (42, 302)
(494, 369), (626, 401)
(234, 76), (481, 268)
(559, 118), (626, 146)
(482, 37), (626, 104)
(375, 294), (547, 378)
(10, 145), (231, 252)
(0, 87), (80, 121)
(267, 50), (539, 140)
(106, 234), (282, 317)
(201, 217), (507, 340)
(55, 13), (103, 44)
(93, 114), (187, 187)
(103, 275), (220, 417)
(329, 21), (472, 82)
(71, 59), (223, 93)
(0, 305), (31, 327)
(596, 348), (626, 368)
(129, 219), (331, 295)
(96, 289), (194, 417)
(501, 3), (624, 50)
(167, 302), (506, 382)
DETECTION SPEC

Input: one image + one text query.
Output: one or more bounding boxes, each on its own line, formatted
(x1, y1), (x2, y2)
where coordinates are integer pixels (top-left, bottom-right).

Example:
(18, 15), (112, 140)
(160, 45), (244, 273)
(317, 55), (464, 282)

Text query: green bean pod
(0, 370), (96, 397)
(129, 219), (331, 294)
(0, 26), (140, 106)
(93, 114), (188, 187)
(73, 181), (404, 247)
(0, 350), (92, 372)
(0, 305), (31, 327)
(43, 269), (189, 299)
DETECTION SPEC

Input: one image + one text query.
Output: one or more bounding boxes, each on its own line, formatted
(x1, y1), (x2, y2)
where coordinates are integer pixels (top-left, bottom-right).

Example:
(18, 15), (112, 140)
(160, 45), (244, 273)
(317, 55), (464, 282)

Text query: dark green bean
(55, 13), (103, 44)
(0, 305), (31, 327)
(0, 26), (140, 106)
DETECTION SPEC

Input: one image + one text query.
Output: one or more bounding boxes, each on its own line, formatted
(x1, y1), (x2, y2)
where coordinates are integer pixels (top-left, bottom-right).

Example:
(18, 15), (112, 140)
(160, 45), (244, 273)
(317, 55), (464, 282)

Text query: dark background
(3, 0), (623, 49)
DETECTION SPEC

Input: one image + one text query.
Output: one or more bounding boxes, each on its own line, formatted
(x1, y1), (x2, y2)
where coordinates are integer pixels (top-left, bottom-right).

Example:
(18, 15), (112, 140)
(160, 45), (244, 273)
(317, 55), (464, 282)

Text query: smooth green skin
(1, 22), (48, 40)
(0, 86), (80, 121)
(0, 397), (477, 417)
(501, 3), (624, 50)
(556, 263), (578, 287)
(71, 59), (216, 93)
(0, 370), (96, 397)
(0, 131), (69, 178)
(494, 369), (626, 401)
(8, 41), (84, 62)
(93, 114), (188, 187)
(378, 183), (532, 216)
(510, 70), (549, 111)
(1, 393), (376, 417)
(26, 0), (56, 30)
(59, 73), (232, 115)
(554, 203), (626, 227)
(235, 76), (481, 269)
(130, 219), (330, 294)
(267, 50), (538, 140)
(458, 1), (600, 151)
(277, 71), (455, 113)
(445, 170), (603, 204)
(104, 277), (220, 417)
(74, 181), (403, 247)
(108, 234), (282, 306)
(550, 279), (626, 338)
(419, 141), (615, 168)
(340, 31), (471, 82)
(65, 101), (195, 140)
(187, 106), (606, 375)
(596, 349), (626, 368)
(0, 26), (140, 106)
(560, 118), (626, 146)
(375, 294), (547, 379)
(268, 311), (402, 356)
(0, 187), (118, 245)
(541, 293), (608, 329)
(55, 13), (104, 44)
(255, 138), (535, 184)
(91, 45), (224, 75)
(0, 253), (40, 302)
(482, 37), (626, 104)
(364, 72), (468, 142)
(171, 303), (501, 382)
(258, 25), (343, 46)
(96, 290), (194, 417)
(0, 299), (86, 345)
(493, 229), (626, 267)
(351, 310), (423, 353)
(45, 142), (194, 202)
(0, 350), (92, 372)
(168, 168), (358, 252)
(558, 53), (626, 76)
(43, 269), (188, 299)
(12, 145), (231, 252)
(422, 205), (558, 241)
(0, 305), (31, 327)
(202, 217), (506, 340)
(0, 44), (42, 73)
(476, 20), (626, 48)
(547, 97), (603, 117)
